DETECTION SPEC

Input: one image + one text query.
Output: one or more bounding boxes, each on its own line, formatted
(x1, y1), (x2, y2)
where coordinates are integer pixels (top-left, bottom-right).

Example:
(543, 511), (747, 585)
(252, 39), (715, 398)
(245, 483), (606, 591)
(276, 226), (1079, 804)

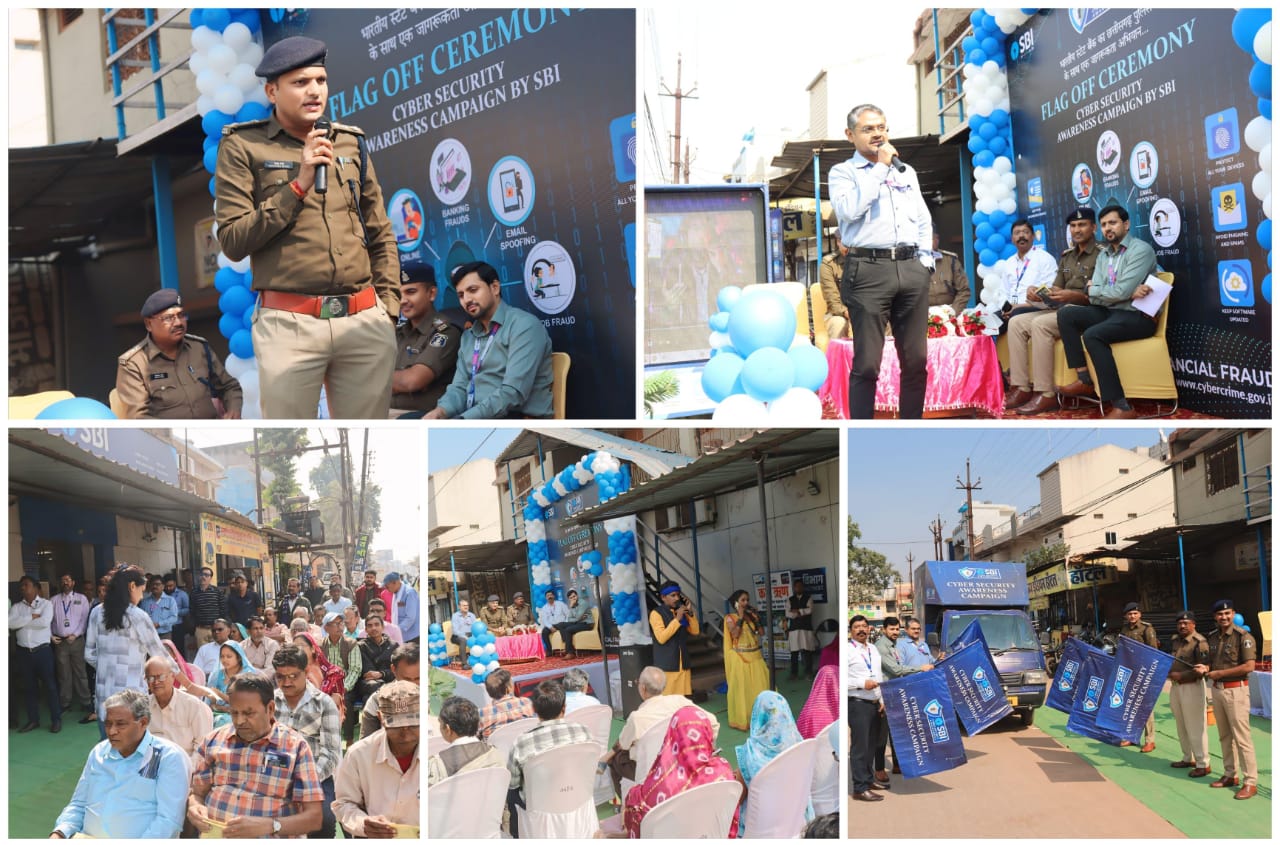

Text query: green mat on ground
(1038, 690), (1271, 838)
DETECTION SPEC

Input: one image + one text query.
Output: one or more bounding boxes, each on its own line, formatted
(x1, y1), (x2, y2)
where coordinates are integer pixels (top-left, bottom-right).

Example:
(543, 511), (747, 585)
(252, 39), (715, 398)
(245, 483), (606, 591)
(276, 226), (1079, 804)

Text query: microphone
(890, 153), (906, 173)
(313, 117), (332, 194)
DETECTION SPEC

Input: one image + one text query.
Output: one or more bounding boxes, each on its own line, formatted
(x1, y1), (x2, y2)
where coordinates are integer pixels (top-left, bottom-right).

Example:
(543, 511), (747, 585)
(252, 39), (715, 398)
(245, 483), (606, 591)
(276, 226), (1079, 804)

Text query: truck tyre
(1021, 707), (1035, 727)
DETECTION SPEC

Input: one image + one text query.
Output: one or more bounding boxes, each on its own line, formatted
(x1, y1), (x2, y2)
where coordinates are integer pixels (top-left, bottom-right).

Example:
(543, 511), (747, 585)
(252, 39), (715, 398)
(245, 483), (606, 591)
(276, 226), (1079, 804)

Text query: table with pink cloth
(819, 335), (1005, 418)
(496, 631), (545, 661)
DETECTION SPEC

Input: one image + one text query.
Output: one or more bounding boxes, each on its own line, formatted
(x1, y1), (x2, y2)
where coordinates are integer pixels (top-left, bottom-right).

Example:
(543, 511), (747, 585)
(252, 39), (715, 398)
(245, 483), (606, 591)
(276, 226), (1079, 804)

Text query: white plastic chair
(517, 741), (604, 839)
(427, 734), (450, 759)
(640, 778), (743, 839)
(739, 738), (818, 839)
(630, 720), (670, 783)
(427, 765), (511, 839)
(486, 717), (538, 760)
(810, 722), (839, 816)
(566, 703), (614, 750)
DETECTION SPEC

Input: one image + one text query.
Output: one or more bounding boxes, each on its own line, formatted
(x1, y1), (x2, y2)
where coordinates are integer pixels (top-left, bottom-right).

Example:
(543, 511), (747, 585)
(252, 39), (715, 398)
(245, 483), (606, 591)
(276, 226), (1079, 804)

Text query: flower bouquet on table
(959, 305), (1002, 336)
(926, 305), (958, 339)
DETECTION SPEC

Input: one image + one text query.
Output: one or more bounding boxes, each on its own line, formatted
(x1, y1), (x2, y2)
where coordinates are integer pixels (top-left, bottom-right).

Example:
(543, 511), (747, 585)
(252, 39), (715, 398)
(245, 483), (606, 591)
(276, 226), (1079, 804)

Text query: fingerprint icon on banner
(626, 135), (637, 165)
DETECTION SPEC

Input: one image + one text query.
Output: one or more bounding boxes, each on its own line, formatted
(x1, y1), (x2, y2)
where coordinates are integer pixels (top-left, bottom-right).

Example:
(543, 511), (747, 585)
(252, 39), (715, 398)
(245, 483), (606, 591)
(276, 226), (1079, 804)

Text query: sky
(846, 426), (1170, 580)
(427, 427), (521, 475)
(187, 426), (423, 563)
(643, 4), (925, 183)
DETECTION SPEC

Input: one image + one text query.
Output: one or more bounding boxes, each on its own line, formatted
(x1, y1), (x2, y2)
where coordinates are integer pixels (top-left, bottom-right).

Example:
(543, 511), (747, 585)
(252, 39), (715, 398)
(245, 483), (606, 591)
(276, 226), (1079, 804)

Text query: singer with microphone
(828, 103), (936, 419)
(215, 36), (400, 419)
(723, 589), (770, 731)
(649, 581), (700, 695)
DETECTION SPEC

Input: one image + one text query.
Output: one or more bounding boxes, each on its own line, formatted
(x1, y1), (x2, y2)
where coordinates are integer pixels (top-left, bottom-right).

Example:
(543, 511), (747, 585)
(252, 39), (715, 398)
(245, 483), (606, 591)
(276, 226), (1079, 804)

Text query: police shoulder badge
(429, 332), (448, 348)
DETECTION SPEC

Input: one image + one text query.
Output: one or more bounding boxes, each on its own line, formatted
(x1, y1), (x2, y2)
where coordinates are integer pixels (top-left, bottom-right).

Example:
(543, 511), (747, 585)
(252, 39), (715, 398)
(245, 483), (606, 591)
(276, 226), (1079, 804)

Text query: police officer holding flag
(1195, 599), (1259, 800)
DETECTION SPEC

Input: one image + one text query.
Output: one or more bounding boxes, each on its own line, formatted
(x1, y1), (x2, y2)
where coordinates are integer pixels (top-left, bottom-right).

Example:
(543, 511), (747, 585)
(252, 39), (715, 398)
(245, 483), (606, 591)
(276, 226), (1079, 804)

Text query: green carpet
(1038, 690), (1271, 838)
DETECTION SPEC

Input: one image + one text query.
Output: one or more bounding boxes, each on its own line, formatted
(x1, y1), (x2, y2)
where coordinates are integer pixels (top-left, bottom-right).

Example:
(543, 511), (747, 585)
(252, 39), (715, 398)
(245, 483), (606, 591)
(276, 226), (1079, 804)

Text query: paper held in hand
(1132, 274), (1172, 318)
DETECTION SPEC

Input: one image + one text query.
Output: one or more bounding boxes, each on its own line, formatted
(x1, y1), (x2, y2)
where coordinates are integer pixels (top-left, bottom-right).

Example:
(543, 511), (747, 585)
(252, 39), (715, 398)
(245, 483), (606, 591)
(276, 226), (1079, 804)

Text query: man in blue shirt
(424, 261), (554, 420)
(450, 599), (476, 663)
(384, 572), (420, 643)
(895, 617), (935, 671)
(51, 688), (189, 839)
(140, 575), (180, 641)
(163, 573), (190, 653)
(1056, 204), (1160, 419)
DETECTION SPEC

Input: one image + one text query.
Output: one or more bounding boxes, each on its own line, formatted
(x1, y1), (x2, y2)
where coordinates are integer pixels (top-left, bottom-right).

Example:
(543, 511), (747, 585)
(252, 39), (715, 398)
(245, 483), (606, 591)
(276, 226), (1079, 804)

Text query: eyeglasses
(144, 674), (171, 684)
(156, 311), (189, 326)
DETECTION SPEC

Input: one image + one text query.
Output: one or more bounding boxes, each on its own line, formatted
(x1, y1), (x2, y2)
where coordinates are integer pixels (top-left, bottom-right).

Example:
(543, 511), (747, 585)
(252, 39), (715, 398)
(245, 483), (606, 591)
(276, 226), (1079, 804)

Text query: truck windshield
(947, 614), (1040, 652)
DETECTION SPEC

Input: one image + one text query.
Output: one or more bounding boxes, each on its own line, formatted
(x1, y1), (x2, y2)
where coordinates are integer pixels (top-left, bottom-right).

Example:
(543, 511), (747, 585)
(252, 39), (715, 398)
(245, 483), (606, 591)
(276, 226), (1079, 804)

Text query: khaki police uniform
(1121, 619), (1160, 743)
(115, 334), (244, 419)
(818, 253), (850, 339)
(1207, 624), (1257, 786)
(1008, 240), (1100, 395)
(215, 114), (399, 419)
(1168, 630), (1210, 768)
(391, 314), (461, 414)
(506, 603), (535, 629)
(477, 604), (508, 635)
(928, 249), (971, 311)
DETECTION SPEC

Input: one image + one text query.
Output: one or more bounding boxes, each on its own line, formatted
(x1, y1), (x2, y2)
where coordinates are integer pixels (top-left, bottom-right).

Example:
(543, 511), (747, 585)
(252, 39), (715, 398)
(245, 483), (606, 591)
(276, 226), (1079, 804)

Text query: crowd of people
(9, 562), (423, 837)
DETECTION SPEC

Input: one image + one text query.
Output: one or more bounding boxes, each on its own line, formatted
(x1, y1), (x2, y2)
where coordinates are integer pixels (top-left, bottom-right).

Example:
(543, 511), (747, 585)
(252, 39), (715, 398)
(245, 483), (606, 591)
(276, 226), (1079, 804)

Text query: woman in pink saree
(795, 664), (839, 739)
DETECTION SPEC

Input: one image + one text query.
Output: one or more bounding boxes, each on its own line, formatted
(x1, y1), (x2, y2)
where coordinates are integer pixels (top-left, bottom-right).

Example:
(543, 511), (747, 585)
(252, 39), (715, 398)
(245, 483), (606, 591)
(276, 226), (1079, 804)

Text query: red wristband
(289, 180), (306, 199)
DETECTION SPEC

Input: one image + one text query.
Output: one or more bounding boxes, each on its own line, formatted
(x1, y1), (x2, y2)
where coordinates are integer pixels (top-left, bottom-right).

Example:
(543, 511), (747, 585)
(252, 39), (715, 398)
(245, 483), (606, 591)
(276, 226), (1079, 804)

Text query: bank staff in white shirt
(11, 575), (62, 733)
(848, 615), (885, 801)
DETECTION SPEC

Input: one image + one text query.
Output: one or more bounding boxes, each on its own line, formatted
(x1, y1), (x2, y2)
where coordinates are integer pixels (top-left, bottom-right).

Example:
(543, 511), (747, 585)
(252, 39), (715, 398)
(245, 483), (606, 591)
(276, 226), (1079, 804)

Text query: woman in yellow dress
(723, 589), (771, 731)
(649, 580), (700, 694)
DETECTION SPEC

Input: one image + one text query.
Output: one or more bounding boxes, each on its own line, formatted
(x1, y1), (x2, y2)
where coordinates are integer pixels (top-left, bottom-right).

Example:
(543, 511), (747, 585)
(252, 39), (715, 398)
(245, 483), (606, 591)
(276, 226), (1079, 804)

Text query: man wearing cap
(390, 265), (464, 417)
(928, 232), (972, 310)
(1119, 601), (1160, 752)
(383, 572), (420, 644)
(1005, 207), (1100, 415)
(506, 591), (535, 632)
(650, 580), (700, 695)
(819, 233), (851, 339)
(1167, 610), (1211, 777)
(215, 35), (399, 420)
(116, 289), (243, 419)
(478, 594), (509, 637)
(334, 680), (420, 837)
(1195, 599), (1258, 799)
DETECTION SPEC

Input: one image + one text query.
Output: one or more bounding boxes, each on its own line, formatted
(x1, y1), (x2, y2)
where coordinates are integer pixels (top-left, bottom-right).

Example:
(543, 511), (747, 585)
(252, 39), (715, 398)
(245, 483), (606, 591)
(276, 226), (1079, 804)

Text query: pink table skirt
(496, 632), (545, 661)
(819, 336), (1005, 419)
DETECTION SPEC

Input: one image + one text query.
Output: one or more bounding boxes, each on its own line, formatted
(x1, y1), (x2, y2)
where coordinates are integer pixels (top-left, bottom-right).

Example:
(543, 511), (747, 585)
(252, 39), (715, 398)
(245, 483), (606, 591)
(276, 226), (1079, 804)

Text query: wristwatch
(272, 819), (282, 836)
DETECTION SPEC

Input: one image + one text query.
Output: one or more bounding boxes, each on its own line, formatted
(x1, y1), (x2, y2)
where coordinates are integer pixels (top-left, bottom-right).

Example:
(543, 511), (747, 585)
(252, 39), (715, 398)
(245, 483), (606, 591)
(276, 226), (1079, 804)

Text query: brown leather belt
(261, 286), (377, 319)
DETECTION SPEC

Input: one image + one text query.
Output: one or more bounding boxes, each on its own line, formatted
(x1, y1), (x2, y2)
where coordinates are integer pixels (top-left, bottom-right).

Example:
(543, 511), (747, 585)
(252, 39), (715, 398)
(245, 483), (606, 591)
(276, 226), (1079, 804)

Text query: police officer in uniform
(390, 265), (463, 417)
(116, 289), (243, 419)
(1119, 601), (1160, 752)
(477, 594), (508, 637)
(505, 592), (535, 629)
(1195, 599), (1258, 799)
(1167, 610), (1211, 777)
(927, 233), (971, 311)
(215, 36), (399, 419)
(818, 233), (850, 339)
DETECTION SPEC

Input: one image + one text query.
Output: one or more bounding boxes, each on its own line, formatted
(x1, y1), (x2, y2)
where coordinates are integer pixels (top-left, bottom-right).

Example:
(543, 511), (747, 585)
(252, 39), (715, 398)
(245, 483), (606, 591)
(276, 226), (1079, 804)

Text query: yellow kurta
(724, 614), (770, 731)
(649, 608), (700, 695)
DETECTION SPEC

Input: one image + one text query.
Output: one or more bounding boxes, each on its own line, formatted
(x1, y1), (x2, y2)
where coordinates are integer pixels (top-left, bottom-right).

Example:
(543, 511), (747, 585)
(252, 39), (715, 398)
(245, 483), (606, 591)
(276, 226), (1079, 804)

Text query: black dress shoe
(78, 713), (96, 724)
(870, 780), (891, 790)
(17, 722), (39, 733)
(50, 722), (62, 734)
(853, 790), (885, 802)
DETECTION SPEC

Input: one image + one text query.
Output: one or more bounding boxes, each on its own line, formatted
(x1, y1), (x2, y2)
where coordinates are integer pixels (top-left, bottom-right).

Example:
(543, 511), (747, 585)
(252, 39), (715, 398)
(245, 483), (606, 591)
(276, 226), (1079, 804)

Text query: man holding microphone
(829, 104), (935, 419)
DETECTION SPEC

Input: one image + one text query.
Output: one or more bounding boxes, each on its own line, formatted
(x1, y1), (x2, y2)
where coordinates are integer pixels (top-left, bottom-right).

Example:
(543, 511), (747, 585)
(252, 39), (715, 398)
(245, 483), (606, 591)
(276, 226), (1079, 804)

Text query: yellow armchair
(443, 620), (459, 659)
(551, 352), (571, 420)
(9, 390), (75, 419)
(799, 284), (830, 351)
(572, 607), (602, 653)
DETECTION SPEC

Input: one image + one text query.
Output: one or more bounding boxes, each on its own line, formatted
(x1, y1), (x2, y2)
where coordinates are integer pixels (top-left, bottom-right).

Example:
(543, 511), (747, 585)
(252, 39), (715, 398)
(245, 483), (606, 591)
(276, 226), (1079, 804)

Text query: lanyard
(1106, 246), (1125, 286)
(857, 642), (872, 671)
(466, 322), (500, 410)
(1015, 255), (1031, 283)
(60, 595), (77, 624)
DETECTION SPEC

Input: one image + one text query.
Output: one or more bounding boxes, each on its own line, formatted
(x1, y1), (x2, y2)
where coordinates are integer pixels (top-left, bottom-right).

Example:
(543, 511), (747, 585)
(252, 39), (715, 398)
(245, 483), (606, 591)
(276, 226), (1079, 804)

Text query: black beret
(1175, 610), (1195, 621)
(1211, 598), (1234, 613)
(1066, 206), (1096, 224)
(400, 264), (437, 287)
(486, 594), (500, 602)
(256, 36), (327, 80)
(1123, 602), (1140, 613)
(141, 288), (182, 317)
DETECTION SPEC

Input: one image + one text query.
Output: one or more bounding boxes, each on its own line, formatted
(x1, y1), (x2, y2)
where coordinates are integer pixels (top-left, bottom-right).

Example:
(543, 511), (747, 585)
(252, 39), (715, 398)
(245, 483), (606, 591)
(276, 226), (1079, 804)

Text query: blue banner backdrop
(1046, 637), (1102, 714)
(881, 670), (968, 778)
(1065, 647), (1126, 745)
(1095, 635), (1177, 743)
(262, 9), (637, 418)
(938, 639), (1013, 735)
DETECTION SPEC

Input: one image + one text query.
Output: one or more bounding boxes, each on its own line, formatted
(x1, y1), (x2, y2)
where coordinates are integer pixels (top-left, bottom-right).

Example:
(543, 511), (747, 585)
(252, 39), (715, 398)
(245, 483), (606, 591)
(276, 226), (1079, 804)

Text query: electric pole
(929, 515), (945, 560)
(659, 53), (697, 184)
(956, 459), (982, 559)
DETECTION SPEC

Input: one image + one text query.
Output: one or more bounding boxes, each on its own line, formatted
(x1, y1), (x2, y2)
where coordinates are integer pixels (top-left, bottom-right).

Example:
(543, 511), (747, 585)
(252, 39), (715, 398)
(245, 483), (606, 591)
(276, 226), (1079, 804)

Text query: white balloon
(213, 84), (245, 116)
(973, 97), (994, 117)
(196, 94), (216, 117)
(224, 354), (251, 378)
(221, 21), (253, 53)
(1253, 170), (1271, 202)
(766, 388), (823, 423)
(1255, 21), (1272, 65)
(238, 368), (260, 394)
(962, 63), (977, 80)
(230, 255), (251, 274)
(976, 197), (997, 215)
(1261, 144), (1272, 175)
(708, 330), (732, 349)
(1244, 116), (1271, 153)
(241, 397), (262, 419)
(992, 156), (1013, 174)
(1265, 192), (1273, 219)
(712, 393), (767, 423)
(190, 25), (219, 54)
(246, 85), (271, 108)
(196, 68), (227, 97)
(210, 220), (219, 239)
(487, 660), (500, 673)
(1002, 172), (1018, 190)
(189, 51), (207, 76)
(216, 252), (233, 269)
(207, 44), (239, 75)
(998, 197), (1018, 215)
(239, 41), (264, 69)
(976, 264), (990, 279)
(228, 63), (259, 93)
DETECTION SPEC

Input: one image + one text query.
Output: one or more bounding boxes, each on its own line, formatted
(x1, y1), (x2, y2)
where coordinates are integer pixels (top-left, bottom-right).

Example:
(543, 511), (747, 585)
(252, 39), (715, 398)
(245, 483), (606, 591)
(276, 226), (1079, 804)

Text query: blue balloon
(229, 329), (254, 359)
(979, 248), (998, 267)
(975, 222), (995, 242)
(1000, 243), (1018, 260)
(981, 36), (1000, 57)
(218, 313), (242, 339)
(726, 290), (796, 356)
(970, 9), (985, 29)
(988, 209), (1009, 229)
(203, 135), (220, 155)
(740, 347), (795, 402)
(989, 109), (1010, 128)
(1261, 97), (1273, 120)
(992, 50), (1007, 68)
(962, 36), (979, 55)
(1262, 273), (1271, 304)
(988, 136), (1008, 156)
(589, 563), (603, 577)
(36, 397), (117, 420)
(209, 176), (218, 198)
(473, 621), (488, 635)
(230, 8), (261, 32)
(972, 211), (990, 227)
(219, 285), (255, 317)
(202, 8), (231, 32)
(190, 10), (204, 28)
(428, 623), (442, 634)
(977, 120), (998, 141)
(967, 135), (988, 154)
(203, 145), (220, 175)
(1231, 9), (1270, 54)
(213, 266), (242, 293)
(788, 343), (829, 392)
(1250, 62), (1271, 99)
(202, 109), (233, 137)
(968, 48), (987, 66)
(1021, 8), (1038, 16)
(974, 150), (996, 168)
(234, 101), (271, 123)
(243, 308), (254, 330)
(709, 311), (730, 333)
(987, 233), (1006, 252)
(1258, 219), (1272, 251)
(717, 285), (742, 313)
(1233, 612), (1245, 627)
(701, 351), (745, 402)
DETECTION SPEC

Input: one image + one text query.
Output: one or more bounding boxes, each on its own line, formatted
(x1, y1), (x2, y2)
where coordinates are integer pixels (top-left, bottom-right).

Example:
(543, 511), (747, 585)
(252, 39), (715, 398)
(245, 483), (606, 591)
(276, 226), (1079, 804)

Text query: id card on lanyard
(466, 323), (499, 410)
(1106, 246), (1125, 287)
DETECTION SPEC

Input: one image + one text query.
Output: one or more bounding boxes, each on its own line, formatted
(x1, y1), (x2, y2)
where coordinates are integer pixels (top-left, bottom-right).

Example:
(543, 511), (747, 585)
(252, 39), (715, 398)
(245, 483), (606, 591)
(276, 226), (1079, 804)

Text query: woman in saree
(735, 690), (813, 835)
(795, 664), (839, 739)
(294, 630), (348, 720)
(205, 639), (256, 727)
(723, 589), (770, 731)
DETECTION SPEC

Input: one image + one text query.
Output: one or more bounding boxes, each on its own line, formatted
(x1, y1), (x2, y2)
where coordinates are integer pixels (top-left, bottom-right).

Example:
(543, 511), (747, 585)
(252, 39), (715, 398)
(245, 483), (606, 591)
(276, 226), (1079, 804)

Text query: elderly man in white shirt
(604, 665), (718, 796)
(848, 615), (886, 802)
(334, 681), (420, 837)
(536, 588), (570, 656)
(143, 655), (214, 763)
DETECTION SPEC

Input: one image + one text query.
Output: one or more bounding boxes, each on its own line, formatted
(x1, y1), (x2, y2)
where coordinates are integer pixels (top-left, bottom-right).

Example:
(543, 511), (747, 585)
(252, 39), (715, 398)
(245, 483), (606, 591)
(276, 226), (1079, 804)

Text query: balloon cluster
(464, 621), (500, 683)
(580, 550), (604, 578)
(603, 516), (648, 644)
(962, 10), (1036, 285)
(1233, 9), (1273, 304)
(35, 397), (117, 419)
(701, 284), (828, 423)
(1232, 612), (1254, 634)
(192, 9), (268, 417)
(426, 623), (450, 668)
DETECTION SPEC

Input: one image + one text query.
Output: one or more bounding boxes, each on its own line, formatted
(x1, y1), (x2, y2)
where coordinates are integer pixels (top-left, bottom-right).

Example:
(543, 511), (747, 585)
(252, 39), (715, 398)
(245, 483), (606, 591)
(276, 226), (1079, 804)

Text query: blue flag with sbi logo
(937, 639), (1012, 735)
(1046, 637), (1104, 714)
(1065, 648), (1126, 745)
(1095, 635), (1176, 743)
(881, 670), (967, 778)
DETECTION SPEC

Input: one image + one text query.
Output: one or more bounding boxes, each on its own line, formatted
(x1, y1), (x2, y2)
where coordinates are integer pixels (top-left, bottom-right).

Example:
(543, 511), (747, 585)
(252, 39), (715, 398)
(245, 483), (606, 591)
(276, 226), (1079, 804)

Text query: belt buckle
(319, 295), (349, 319)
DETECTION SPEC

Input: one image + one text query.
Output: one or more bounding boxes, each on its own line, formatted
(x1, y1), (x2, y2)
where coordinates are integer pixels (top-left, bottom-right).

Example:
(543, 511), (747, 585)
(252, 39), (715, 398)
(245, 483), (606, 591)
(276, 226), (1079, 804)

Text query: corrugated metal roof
(496, 428), (693, 479)
(427, 538), (527, 573)
(562, 428), (839, 526)
(768, 135), (959, 207)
